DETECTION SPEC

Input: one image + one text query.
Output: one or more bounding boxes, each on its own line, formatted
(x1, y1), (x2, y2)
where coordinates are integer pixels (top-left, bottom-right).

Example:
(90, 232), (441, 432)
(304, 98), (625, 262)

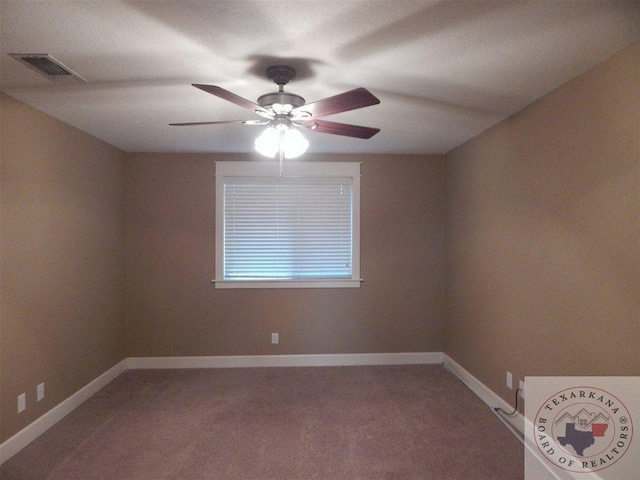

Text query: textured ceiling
(1, 1), (638, 155)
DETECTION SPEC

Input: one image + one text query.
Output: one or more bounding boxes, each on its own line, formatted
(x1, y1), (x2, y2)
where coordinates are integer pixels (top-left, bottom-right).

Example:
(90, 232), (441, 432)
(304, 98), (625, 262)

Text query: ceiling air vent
(8, 54), (86, 83)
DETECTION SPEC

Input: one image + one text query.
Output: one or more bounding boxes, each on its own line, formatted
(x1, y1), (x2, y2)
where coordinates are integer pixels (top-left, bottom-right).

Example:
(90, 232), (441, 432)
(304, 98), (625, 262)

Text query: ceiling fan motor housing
(257, 91), (306, 110)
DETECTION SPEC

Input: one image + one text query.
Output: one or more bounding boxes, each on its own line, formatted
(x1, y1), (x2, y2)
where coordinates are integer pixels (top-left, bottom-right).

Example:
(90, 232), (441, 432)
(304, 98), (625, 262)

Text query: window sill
(213, 279), (362, 289)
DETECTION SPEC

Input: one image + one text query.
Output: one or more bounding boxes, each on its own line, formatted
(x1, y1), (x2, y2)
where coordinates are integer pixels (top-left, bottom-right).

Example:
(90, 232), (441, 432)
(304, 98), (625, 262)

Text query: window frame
(214, 161), (361, 289)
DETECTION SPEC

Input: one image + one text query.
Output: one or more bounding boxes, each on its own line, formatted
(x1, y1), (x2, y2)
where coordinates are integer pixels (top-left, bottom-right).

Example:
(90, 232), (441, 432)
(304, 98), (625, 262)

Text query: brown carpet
(0, 365), (523, 479)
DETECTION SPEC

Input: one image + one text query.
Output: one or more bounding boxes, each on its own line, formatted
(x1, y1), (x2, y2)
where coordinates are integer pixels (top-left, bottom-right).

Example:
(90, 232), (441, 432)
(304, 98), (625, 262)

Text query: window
(215, 161), (360, 288)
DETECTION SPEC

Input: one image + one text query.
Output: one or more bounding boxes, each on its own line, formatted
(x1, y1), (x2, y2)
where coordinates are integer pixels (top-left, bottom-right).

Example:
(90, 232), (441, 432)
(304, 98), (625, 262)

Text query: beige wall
(444, 44), (640, 405)
(0, 93), (127, 441)
(125, 153), (446, 356)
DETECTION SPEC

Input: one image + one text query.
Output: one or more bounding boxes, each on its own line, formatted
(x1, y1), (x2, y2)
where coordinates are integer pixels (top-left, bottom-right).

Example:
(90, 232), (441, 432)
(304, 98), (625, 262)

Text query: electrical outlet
(506, 371), (513, 390)
(37, 383), (45, 401)
(17, 393), (26, 413)
(519, 380), (525, 398)
(271, 332), (279, 344)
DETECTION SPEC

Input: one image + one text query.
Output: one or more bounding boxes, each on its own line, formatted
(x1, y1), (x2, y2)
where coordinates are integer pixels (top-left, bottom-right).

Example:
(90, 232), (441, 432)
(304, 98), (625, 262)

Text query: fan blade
(300, 119), (380, 139)
(192, 84), (270, 116)
(292, 88), (380, 118)
(170, 120), (267, 127)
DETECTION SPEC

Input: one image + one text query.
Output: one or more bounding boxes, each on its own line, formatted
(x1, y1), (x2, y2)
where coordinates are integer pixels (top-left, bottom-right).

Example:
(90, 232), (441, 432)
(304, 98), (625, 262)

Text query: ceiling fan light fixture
(255, 126), (280, 158)
(254, 125), (308, 159)
(282, 129), (309, 159)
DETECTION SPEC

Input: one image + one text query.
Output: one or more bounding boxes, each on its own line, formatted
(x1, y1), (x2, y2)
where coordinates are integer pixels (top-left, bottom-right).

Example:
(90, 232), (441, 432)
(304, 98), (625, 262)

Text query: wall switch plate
(37, 383), (45, 401)
(519, 380), (525, 398)
(271, 333), (279, 344)
(18, 393), (26, 413)
(506, 371), (513, 390)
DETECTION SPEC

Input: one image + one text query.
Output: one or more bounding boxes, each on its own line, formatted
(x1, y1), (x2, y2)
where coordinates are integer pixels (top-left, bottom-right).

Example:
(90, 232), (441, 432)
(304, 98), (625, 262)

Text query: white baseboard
(0, 359), (127, 465)
(0, 351), (443, 465)
(442, 354), (524, 438)
(441, 356), (553, 476)
(127, 352), (443, 369)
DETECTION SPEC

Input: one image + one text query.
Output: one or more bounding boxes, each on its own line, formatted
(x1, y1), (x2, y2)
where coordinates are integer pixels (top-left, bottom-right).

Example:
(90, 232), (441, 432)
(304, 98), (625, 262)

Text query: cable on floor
(494, 388), (520, 417)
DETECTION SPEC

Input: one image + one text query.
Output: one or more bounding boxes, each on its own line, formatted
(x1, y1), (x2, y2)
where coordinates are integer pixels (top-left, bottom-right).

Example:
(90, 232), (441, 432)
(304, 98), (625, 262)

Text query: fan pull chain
(279, 129), (285, 176)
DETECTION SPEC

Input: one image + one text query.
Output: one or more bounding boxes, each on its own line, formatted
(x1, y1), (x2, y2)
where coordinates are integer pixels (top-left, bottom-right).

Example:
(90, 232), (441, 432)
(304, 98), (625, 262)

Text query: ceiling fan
(170, 65), (380, 159)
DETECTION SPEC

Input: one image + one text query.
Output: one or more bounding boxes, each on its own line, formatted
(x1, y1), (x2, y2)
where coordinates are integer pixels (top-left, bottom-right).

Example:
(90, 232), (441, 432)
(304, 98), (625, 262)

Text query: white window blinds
(224, 177), (353, 280)
(215, 162), (360, 288)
